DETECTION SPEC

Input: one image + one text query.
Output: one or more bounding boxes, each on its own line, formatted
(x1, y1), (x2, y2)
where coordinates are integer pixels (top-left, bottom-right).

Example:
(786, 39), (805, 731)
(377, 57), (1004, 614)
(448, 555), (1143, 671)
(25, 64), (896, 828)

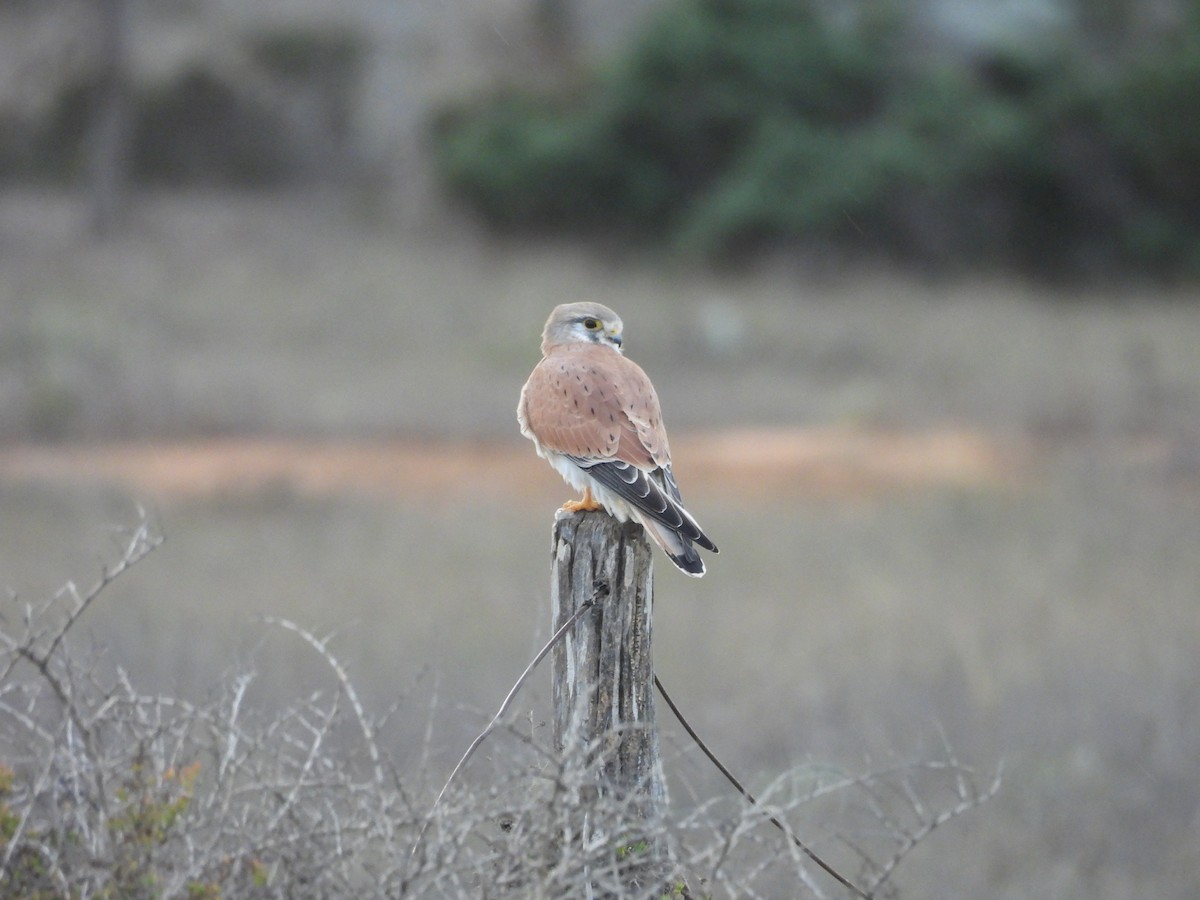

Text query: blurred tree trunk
(88, 0), (132, 235)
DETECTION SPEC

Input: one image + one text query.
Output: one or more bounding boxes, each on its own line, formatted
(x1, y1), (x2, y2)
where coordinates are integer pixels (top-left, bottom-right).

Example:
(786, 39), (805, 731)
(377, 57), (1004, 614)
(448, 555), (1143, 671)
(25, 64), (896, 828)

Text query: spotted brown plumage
(518, 302), (718, 576)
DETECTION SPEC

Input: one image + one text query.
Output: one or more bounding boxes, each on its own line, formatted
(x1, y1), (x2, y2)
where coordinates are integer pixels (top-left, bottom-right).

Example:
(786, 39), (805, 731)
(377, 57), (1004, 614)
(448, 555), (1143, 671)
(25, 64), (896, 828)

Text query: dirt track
(0, 427), (1030, 502)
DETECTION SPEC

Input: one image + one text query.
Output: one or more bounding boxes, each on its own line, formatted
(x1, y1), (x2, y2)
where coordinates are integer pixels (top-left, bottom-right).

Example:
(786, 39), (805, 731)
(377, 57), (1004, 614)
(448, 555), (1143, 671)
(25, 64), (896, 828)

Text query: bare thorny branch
(656, 671), (1003, 898)
(0, 516), (998, 898)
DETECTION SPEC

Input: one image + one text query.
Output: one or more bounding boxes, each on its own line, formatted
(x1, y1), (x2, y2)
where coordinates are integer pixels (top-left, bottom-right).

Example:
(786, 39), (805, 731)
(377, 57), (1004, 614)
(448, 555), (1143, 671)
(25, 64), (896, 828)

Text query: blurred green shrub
(1096, 28), (1200, 270)
(432, 0), (1200, 277)
(435, 0), (896, 234)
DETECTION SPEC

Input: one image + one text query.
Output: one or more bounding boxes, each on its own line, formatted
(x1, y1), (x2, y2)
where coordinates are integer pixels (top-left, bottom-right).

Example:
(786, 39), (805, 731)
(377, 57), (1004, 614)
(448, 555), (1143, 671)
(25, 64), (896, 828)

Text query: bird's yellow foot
(561, 487), (603, 513)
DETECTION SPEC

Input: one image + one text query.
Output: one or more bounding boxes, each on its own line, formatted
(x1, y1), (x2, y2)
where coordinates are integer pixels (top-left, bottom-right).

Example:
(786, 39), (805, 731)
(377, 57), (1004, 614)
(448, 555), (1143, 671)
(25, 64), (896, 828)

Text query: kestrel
(518, 302), (718, 576)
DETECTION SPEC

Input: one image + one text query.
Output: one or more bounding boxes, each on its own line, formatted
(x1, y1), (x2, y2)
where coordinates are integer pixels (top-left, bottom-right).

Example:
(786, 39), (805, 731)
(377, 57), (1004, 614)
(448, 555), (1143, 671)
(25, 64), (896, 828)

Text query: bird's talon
(561, 488), (603, 513)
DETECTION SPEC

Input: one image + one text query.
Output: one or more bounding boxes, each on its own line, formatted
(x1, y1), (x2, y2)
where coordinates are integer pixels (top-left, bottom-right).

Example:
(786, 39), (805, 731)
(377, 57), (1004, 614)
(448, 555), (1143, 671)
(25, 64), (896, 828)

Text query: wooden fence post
(550, 509), (670, 888)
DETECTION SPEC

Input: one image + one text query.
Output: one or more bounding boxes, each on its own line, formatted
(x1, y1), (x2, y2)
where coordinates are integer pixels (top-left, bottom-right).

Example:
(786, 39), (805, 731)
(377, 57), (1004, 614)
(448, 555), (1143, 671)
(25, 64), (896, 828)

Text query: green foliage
(432, 0), (1200, 277)
(104, 759), (201, 898)
(0, 757), (219, 900)
(435, 91), (619, 227)
(0, 764), (19, 847)
(1096, 30), (1200, 269)
(615, 837), (651, 860)
(435, 0), (900, 235)
(0, 762), (60, 899)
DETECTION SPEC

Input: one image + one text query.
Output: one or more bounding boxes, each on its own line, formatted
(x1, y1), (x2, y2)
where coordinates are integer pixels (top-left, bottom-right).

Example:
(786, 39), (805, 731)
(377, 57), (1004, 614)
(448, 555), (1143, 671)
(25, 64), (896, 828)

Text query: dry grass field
(2, 189), (1199, 897)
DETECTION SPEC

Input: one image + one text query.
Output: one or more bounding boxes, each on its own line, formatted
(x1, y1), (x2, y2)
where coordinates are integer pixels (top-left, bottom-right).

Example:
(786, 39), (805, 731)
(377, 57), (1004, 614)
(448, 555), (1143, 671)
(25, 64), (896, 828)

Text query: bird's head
(542, 302), (624, 355)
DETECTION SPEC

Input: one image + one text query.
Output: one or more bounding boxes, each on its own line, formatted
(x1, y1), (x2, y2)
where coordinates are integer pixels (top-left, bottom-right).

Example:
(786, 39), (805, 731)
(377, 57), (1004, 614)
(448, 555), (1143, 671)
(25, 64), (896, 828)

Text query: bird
(518, 302), (718, 576)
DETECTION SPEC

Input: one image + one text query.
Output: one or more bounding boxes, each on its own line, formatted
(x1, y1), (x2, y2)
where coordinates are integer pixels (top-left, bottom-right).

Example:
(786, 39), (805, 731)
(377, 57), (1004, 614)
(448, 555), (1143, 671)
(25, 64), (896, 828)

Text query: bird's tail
(640, 518), (706, 577)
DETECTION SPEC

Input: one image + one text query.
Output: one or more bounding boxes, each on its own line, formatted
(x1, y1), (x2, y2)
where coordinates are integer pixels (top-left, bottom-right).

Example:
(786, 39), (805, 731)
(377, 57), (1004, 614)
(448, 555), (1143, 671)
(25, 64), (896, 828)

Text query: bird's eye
(583, 318), (600, 330)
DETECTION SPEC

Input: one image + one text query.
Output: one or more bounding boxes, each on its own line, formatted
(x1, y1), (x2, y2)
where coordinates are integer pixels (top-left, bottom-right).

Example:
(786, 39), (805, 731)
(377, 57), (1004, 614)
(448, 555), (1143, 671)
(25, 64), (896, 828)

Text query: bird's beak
(610, 332), (623, 348)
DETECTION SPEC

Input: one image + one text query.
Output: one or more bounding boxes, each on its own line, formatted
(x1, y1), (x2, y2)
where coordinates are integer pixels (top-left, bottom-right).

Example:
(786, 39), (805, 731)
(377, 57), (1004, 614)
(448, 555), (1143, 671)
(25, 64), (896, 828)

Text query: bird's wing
(520, 343), (655, 467)
(575, 457), (717, 552)
(521, 344), (716, 553)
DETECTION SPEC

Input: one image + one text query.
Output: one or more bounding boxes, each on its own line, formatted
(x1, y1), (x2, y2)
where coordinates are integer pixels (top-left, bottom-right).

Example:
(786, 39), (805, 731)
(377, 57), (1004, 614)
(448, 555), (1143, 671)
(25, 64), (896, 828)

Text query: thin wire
(409, 582), (607, 861)
(654, 674), (872, 900)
